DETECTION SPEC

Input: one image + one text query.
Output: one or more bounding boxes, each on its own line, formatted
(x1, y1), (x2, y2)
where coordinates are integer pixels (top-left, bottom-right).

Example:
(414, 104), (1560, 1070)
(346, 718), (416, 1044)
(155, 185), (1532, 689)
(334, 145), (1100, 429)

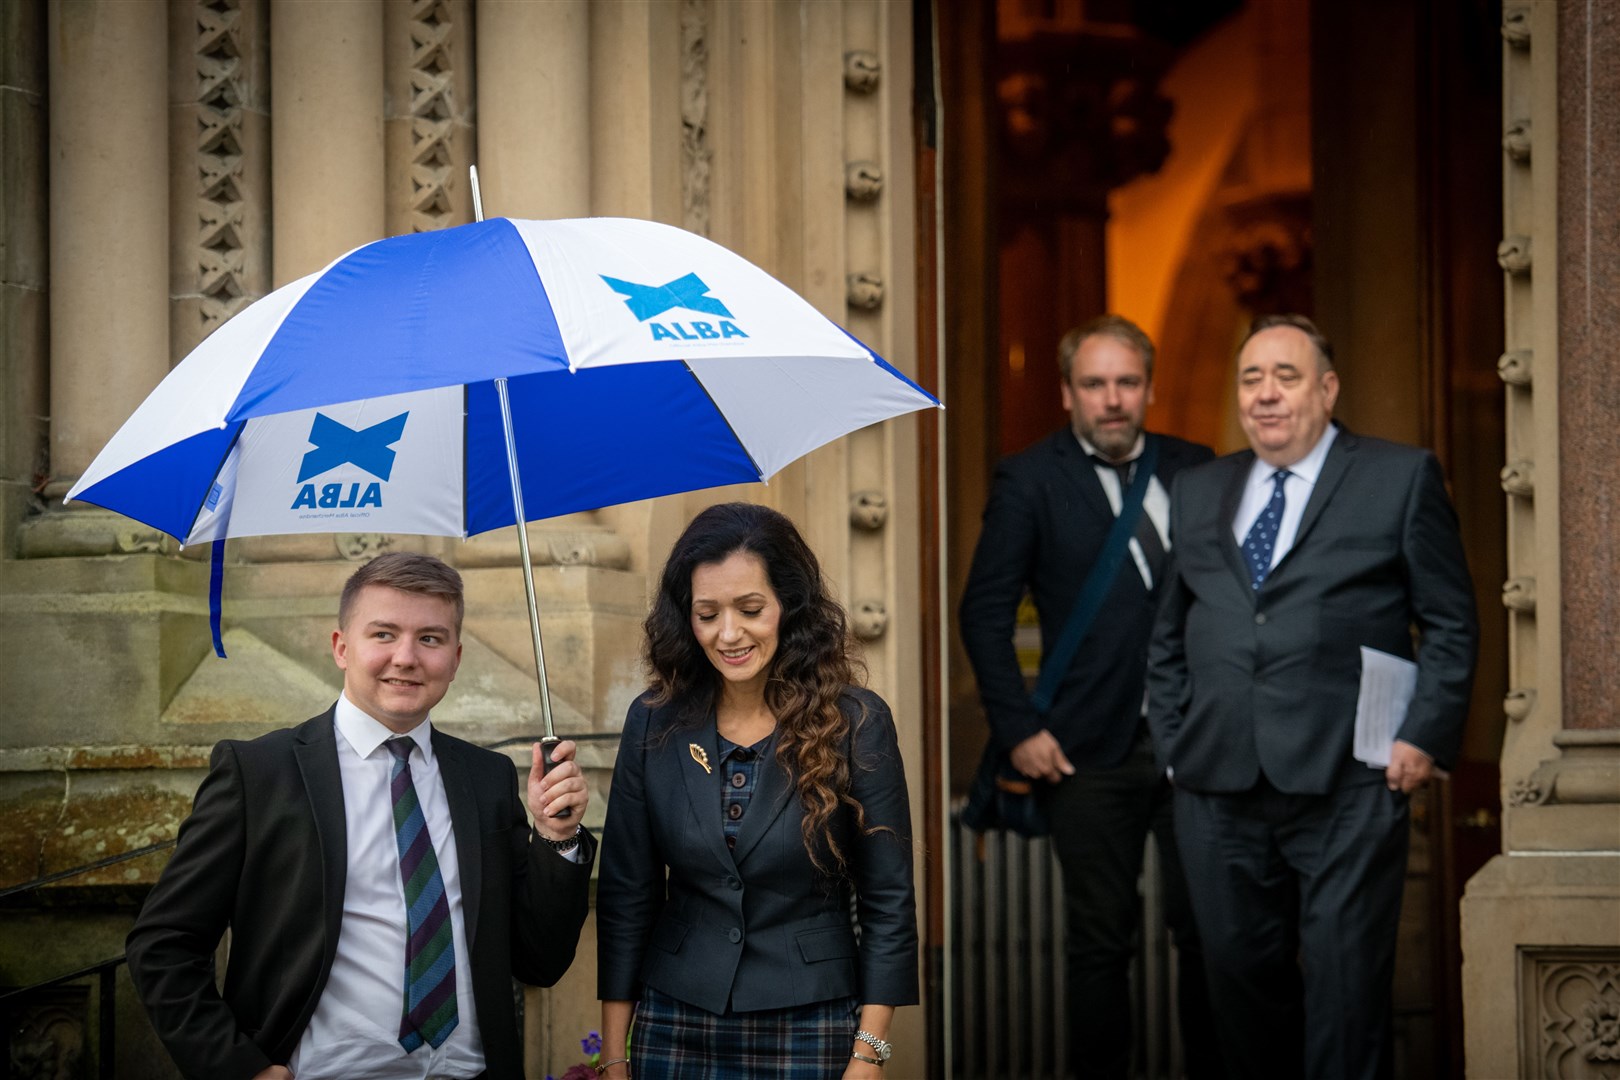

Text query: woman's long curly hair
(643, 502), (874, 875)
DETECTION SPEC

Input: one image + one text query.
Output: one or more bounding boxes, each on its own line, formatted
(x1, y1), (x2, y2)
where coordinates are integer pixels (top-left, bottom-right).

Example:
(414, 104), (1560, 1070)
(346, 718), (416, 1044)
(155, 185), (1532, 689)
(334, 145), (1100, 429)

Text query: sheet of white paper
(1354, 646), (1419, 768)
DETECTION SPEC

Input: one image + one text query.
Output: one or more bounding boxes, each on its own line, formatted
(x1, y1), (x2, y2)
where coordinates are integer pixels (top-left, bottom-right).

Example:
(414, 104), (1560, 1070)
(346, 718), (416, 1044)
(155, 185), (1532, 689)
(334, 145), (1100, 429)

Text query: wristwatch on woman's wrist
(853, 1030), (892, 1065)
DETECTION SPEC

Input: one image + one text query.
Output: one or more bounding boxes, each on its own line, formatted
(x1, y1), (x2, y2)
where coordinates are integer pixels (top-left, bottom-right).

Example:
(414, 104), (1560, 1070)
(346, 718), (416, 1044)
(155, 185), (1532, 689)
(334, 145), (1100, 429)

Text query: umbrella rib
(179, 422), (248, 545)
(681, 361), (765, 482)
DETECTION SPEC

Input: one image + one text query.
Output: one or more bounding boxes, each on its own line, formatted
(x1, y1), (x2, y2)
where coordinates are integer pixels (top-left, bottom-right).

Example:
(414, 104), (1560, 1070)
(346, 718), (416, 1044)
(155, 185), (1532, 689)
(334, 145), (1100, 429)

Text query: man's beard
(1081, 415), (1141, 461)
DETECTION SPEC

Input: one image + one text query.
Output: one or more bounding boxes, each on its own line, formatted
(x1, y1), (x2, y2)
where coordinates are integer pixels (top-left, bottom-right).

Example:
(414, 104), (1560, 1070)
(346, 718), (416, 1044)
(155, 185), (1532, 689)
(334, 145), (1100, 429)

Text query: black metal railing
(1, 839), (177, 1080)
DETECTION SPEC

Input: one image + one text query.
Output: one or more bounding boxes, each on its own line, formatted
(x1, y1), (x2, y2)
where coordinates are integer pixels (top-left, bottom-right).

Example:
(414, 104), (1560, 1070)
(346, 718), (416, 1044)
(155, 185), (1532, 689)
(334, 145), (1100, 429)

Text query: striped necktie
(386, 738), (459, 1052)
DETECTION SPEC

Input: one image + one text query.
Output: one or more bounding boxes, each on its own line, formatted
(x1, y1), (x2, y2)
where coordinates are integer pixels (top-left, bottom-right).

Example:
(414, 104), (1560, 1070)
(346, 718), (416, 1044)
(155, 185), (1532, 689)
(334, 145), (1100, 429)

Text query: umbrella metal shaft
(494, 376), (557, 743)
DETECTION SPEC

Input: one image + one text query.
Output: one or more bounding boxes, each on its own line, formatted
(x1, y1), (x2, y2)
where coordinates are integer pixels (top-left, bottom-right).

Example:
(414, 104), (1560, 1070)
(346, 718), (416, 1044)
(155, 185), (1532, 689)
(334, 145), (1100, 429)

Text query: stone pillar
(1461, 3), (1620, 1075)
(384, 0), (475, 235)
(45, 0), (170, 490)
(0, 0), (49, 554)
(270, 0), (384, 285)
(588, 0), (681, 222)
(475, 0), (590, 218)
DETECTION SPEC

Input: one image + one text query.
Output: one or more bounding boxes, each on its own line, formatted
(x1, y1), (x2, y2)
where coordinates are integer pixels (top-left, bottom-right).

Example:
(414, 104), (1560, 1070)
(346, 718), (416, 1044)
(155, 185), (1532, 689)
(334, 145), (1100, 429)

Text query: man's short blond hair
(338, 552), (465, 632)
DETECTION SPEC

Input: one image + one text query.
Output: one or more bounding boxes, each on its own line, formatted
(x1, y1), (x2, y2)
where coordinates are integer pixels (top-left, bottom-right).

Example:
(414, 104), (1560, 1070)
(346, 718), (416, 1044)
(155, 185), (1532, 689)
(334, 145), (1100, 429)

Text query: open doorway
(939, 1), (1506, 1075)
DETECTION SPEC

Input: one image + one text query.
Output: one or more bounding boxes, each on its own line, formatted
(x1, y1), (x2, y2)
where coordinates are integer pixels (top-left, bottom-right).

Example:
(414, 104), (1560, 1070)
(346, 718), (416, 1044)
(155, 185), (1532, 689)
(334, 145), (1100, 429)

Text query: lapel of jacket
(678, 718), (736, 871)
(1270, 425), (1355, 584)
(432, 728), (484, 951)
(1218, 450), (1256, 593)
(293, 709), (348, 971)
(1051, 430), (1113, 523)
(730, 740), (796, 866)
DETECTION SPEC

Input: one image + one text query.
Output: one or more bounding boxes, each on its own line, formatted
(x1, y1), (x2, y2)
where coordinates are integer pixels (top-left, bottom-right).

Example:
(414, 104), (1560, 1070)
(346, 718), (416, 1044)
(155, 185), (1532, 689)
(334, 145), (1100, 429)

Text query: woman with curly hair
(595, 502), (918, 1080)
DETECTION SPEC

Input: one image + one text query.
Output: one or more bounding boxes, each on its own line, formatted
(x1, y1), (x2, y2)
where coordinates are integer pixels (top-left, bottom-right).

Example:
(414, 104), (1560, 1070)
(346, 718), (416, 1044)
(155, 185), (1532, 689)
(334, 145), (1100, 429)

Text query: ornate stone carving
(195, 0), (250, 333)
(1216, 194), (1313, 315)
(1498, 349), (1534, 386)
(851, 599), (888, 641)
(1507, 774), (1546, 806)
(1501, 459), (1536, 498)
(995, 32), (1175, 215)
(1497, 235), (1533, 275)
(335, 533), (394, 562)
(405, 0), (457, 233)
(1503, 576), (1538, 612)
(845, 161), (884, 202)
(1501, 5), (1533, 49)
(1527, 956), (1620, 1074)
(1503, 118), (1533, 163)
(1581, 993), (1620, 1062)
(7, 997), (86, 1080)
(680, 0), (711, 237)
(843, 50), (880, 94)
(849, 490), (889, 531)
(1504, 687), (1537, 722)
(846, 273), (884, 311)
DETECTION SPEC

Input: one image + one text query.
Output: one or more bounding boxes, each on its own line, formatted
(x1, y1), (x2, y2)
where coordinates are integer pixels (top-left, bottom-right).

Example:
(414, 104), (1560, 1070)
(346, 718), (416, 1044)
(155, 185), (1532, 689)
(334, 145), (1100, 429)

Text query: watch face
(877, 1045), (892, 1061)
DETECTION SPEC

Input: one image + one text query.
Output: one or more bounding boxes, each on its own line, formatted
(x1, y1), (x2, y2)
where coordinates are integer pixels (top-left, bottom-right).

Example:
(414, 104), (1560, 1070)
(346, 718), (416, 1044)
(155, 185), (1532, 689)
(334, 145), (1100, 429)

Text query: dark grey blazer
(960, 429), (1214, 766)
(596, 688), (918, 1014)
(126, 708), (595, 1080)
(1147, 427), (1478, 794)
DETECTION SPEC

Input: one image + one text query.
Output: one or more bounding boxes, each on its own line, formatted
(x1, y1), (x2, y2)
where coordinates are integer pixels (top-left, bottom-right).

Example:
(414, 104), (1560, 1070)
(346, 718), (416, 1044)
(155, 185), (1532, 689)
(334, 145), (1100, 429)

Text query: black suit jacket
(126, 709), (596, 1079)
(959, 429), (1215, 767)
(1147, 427), (1478, 794)
(596, 688), (918, 1014)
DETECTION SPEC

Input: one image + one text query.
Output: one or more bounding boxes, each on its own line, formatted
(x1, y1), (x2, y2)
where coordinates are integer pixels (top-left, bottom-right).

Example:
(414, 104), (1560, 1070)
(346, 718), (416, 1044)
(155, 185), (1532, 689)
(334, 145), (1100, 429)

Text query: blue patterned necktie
(1242, 469), (1291, 590)
(386, 738), (459, 1052)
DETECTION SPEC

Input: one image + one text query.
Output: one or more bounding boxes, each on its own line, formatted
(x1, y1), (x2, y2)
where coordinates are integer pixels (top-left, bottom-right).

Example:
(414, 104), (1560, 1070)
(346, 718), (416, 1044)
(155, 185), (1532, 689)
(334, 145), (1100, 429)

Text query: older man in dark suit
(1148, 314), (1478, 1080)
(126, 552), (595, 1080)
(960, 315), (1216, 1077)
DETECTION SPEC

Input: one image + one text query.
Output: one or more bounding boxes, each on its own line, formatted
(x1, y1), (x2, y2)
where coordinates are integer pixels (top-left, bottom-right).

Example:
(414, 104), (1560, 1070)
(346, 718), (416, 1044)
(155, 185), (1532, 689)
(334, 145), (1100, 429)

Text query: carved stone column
(475, 0), (590, 218)
(1462, 4), (1620, 1075)
(270, 0), (384, 285)
(0, 0), (49, 554)
(168, 0), (272, 363)
(384, 0), (475, 235)
(44, 1), (169, 492)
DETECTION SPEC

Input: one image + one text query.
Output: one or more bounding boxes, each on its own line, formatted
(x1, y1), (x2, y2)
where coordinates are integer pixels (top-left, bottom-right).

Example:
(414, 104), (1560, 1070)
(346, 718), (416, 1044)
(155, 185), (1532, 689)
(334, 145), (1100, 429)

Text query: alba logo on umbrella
(600, 273), (751, 343)
(290, 411), (408, 511)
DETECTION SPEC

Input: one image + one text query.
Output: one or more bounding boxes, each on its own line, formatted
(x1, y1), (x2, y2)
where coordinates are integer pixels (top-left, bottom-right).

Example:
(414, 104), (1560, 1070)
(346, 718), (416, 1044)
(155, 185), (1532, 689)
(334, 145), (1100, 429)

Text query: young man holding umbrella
(127, 552), (595, 1079)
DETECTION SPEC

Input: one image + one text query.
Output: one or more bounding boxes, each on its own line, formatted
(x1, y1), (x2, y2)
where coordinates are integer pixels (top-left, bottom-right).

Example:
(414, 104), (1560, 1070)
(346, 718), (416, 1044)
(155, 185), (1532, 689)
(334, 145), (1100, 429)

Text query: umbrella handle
(541, 735), (573, 821)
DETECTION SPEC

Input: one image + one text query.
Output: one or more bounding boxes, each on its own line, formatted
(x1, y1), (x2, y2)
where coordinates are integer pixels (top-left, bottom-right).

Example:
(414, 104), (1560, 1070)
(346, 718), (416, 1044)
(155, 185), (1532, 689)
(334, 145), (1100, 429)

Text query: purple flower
(582, 1030), (604, 1056)
(559, 1066), (598, 1080)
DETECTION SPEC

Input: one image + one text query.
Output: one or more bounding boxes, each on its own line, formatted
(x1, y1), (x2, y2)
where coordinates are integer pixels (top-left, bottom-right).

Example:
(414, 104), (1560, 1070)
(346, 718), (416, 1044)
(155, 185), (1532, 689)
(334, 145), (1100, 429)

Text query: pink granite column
(1557, 0), (1620, 732)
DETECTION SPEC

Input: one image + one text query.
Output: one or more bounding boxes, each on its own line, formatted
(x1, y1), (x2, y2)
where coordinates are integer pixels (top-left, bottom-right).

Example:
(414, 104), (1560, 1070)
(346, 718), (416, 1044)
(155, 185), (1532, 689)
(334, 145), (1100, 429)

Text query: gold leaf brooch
(688, 743), (712, 774)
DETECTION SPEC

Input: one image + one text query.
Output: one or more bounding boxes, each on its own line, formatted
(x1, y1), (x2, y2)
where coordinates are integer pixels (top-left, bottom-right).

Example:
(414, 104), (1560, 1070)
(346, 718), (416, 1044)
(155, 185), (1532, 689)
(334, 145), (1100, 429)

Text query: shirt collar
(1076, 431), (1145, 465)
(1251, 422), (1339, 486)
(335, 692), (434, 762)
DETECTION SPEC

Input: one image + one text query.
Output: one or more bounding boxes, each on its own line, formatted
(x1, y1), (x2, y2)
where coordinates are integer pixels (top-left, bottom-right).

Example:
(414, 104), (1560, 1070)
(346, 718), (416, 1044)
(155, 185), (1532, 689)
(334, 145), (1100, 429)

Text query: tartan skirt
(630, 985), (860, 1080)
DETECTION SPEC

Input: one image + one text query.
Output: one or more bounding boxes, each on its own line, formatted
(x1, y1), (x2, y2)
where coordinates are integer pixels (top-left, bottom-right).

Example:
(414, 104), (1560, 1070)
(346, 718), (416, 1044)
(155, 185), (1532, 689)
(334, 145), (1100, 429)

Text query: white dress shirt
(1231, 423), (1340, 570)
(288, 694), (484, 1080)
(1078, 433), (1171, 591)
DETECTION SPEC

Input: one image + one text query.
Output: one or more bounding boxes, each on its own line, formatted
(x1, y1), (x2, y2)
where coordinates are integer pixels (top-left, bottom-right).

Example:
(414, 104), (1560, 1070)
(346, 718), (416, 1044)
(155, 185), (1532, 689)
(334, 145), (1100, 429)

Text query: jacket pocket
(651, 917), (689, 955)
(796, 926), (857, 964)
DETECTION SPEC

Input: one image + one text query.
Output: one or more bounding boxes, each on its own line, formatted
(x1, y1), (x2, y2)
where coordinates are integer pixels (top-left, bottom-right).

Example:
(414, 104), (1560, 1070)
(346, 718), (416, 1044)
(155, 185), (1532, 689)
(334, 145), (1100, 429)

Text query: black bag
(961, 439), (1160, 840)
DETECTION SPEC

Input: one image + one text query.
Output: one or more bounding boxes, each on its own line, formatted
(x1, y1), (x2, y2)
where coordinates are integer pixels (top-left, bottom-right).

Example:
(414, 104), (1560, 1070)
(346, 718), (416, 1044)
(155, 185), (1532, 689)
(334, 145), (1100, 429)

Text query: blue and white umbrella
(66, 215), (939, 740)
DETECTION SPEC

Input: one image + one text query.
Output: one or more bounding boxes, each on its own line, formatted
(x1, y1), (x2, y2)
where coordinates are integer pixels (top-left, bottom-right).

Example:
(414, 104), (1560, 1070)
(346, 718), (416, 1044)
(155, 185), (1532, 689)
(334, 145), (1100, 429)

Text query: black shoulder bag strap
(1028, 436), (1160, 715)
